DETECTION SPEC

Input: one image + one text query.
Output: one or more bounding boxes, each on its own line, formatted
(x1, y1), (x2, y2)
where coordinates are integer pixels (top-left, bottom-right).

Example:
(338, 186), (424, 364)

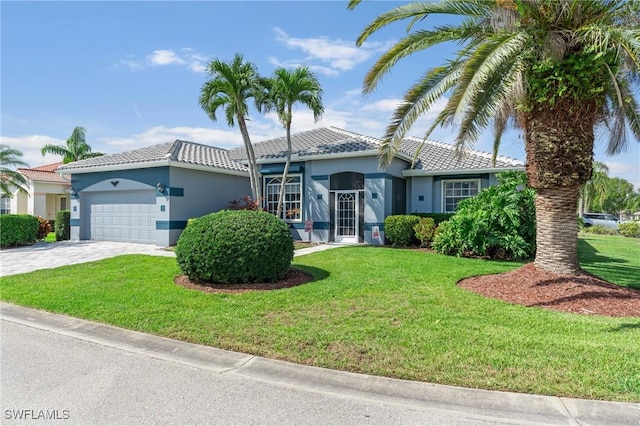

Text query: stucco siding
(168, 167), (251, 221)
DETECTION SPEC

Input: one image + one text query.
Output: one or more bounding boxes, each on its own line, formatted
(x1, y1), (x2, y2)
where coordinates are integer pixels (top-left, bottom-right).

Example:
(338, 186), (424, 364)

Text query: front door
(335, 191), (358, 243)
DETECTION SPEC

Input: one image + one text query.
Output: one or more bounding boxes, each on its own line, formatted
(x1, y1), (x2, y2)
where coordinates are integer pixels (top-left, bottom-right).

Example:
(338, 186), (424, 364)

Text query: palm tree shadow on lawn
(578, 240), (639, 290)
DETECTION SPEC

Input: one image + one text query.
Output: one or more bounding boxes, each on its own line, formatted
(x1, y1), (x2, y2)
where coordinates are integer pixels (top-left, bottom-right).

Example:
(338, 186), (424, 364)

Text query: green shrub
(175, 210), (294, 283)
(432, 171), (536, 260)
(618, 222), (640, 238)
(55, 210), (71, 241)
(384, 215), (420, 247)
(411, 212), (454, 226)
(0, 214), (39, 247)
(36, 216), (52, 240)
(413, 217), (436, 248)
(581, 224), (619, 235)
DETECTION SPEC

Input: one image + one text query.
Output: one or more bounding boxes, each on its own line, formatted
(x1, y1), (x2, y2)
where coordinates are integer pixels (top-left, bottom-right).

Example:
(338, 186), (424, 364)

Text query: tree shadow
(578, 239), (640, 290)
(607, 322), (640, 332)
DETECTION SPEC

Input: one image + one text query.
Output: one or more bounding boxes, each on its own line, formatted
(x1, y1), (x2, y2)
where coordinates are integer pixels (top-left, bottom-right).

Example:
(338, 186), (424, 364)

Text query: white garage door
(86, 190), (156, 244)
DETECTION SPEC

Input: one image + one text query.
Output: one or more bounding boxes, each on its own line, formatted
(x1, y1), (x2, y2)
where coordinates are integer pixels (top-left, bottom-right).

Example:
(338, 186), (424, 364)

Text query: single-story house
(1, 162), (71, 221)
(57, 127), (524, 246)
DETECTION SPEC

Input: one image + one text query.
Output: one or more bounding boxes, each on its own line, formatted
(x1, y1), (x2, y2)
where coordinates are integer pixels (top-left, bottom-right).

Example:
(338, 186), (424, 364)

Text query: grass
(578, 234), (640, 289)
(1, 235), (639, 402)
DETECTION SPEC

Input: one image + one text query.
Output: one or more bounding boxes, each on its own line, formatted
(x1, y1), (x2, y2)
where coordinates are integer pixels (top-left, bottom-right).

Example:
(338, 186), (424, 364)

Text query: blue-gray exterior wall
(295, 156), (409, 245)
(69, 166), (250, 246)
(407, 173), (494, 213)
(166, 167), (251, 244)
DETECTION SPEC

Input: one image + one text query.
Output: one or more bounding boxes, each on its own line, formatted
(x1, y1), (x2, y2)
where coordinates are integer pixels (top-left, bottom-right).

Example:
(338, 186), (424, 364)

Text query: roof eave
(56, 160), (171, 174)
(402, 165), (525, 177)
(256, 150), (388, 164)
(169, 161), (249, 177)
(56, 159), (249, 177)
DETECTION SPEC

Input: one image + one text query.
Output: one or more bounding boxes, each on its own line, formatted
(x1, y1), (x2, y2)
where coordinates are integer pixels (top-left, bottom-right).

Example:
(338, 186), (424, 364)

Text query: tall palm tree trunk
(534, 187), (581, 275)
(276, 124), (292, 219)
(237, 115), (261, 202)
(524, 99), (598, 275)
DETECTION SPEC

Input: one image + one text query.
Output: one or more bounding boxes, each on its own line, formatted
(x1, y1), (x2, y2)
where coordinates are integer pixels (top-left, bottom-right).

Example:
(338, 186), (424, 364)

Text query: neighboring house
(58, 127), (523, 246)
(1, 163), (70, 221)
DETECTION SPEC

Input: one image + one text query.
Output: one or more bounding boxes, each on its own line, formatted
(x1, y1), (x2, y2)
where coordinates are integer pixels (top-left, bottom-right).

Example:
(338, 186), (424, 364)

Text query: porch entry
(329, 172), (365, 244)
(335, 191), (358, 243)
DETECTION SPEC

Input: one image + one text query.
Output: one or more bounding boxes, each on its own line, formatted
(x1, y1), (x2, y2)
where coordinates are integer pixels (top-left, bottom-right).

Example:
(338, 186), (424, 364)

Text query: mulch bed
(175, 261), (640, 317)
(174, 268), (314, 294)
(458, 263), (640, 317)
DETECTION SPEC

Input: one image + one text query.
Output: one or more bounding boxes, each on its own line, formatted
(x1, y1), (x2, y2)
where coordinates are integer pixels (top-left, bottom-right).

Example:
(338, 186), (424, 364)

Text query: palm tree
(349, 0), (640, 275)
(0, 144), (30, 196)
(261, 66), (324, 219)
(199, 54), (262, 202)
(41, 126), (104, 164)
(579, 161), (609, 217)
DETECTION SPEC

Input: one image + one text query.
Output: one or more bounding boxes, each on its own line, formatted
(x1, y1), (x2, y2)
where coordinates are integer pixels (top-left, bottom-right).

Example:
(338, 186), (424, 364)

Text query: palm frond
(363, 19), (486, 94)
(355, 0), (491, 46)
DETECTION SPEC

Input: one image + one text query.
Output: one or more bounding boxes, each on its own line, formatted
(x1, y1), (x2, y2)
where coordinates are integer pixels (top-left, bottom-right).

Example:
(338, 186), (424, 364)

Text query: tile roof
(229, 127), (522, 171)
(228, 127), (381, 161)
(399, 137), (523, 171)
(56, 128), (522, 175)
(17, 163), (69, 184)
(57, 140), (248, 173)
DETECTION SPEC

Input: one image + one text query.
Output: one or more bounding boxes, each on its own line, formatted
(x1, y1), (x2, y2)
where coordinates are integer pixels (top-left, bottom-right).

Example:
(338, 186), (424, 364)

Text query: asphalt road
(1, 320), (506, 426)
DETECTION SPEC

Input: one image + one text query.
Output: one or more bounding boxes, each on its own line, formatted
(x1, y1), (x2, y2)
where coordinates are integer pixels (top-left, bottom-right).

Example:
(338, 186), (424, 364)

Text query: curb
(1, 302), (638, 425)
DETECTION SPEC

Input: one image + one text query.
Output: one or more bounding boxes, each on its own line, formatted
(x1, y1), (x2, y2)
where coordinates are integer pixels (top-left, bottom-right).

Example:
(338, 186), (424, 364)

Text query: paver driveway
(0, 241), (175, 277)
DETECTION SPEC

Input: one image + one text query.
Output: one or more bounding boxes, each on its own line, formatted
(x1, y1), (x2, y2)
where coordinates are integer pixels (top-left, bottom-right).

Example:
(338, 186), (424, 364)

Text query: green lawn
(1, 235), (638, 402)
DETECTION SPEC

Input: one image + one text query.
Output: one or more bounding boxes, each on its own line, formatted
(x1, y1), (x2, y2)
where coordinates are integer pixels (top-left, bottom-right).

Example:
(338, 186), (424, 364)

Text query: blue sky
(2, 1), (638, 189)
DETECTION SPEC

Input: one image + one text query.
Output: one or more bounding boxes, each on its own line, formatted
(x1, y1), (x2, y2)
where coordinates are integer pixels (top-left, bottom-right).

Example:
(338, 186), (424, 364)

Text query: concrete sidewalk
(1, 302), (637, 425)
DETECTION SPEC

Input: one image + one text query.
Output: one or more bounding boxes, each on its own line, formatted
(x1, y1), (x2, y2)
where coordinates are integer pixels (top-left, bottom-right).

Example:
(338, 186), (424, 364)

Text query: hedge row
(0, 214), (39, 247)
(384, 213), (452, 247)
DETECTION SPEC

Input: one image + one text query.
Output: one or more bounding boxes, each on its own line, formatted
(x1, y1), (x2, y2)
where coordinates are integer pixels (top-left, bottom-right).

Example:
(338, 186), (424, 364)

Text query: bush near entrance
(176, 210), (294, 283)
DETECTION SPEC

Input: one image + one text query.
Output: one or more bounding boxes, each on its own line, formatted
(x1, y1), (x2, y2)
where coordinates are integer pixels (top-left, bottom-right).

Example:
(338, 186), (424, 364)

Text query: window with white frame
(264, 175), (302, 221)
(442, 179), (480, 213)
(0, 196), (11, 215)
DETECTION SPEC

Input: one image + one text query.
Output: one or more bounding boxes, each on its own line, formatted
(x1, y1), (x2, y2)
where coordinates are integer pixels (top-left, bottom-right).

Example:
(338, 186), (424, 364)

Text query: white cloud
(99, 126), (244, 150)
(272, 27), (389, 76)
(362, 98), (402, 113)
(116, 48), (208, 74)
(146, 49), (185, 66)
(269, 56), (339, 77)
(604, 161), (640, 190)
(0, 135), (67, 168)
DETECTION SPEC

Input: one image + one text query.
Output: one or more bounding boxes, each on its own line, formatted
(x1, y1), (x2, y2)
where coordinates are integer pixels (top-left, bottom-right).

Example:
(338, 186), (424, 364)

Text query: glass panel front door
(335, 191), (358, 243)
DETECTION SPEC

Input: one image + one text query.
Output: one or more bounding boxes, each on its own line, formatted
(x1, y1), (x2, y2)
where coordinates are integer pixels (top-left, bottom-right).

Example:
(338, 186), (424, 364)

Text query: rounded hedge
(175, 210), (294, 284)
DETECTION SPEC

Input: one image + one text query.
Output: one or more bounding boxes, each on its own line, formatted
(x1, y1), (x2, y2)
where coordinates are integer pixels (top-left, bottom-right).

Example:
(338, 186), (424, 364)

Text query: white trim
(57, 160), (249, 177)
(263, 174), (303, 223)
(403, 166), (524, 177)
(441, 178), (481, 213)
(334, 190), (359, 244)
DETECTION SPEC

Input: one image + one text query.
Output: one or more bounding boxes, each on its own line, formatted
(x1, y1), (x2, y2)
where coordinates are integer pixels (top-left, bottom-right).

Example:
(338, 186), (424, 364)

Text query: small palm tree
(261, 66), (324, 218)
(0, 144), (30, 196)
(350, 0), (640, 275)
(579, 161), (609, 217)
(199, 54), (262, 202)
(41, 126), (104, 164)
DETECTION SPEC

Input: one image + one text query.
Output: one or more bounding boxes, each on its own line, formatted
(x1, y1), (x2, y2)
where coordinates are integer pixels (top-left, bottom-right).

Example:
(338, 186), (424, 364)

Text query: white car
(582, 213), (621, 230)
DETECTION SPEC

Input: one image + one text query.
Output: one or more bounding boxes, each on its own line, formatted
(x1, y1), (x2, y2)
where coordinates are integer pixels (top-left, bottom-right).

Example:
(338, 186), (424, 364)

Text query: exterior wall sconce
(67, 187), (77, 197)
(156, 183), (165, 193)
